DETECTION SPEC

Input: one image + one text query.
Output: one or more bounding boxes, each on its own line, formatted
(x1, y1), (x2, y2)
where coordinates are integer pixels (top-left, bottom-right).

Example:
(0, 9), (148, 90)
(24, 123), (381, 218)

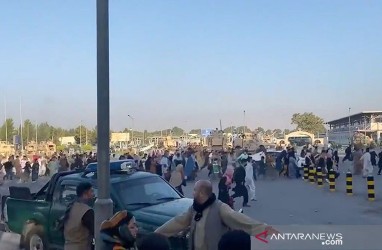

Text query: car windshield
(113, 176), (182, 210)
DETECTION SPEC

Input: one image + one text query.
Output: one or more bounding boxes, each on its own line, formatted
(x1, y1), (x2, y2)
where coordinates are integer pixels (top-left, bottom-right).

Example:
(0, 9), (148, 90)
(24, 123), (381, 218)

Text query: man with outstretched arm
(155, 180), (278, 250)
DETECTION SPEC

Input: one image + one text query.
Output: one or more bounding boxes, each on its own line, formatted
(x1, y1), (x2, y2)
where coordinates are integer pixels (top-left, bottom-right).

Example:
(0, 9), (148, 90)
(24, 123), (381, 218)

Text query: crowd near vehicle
(1, 160), (191, 250)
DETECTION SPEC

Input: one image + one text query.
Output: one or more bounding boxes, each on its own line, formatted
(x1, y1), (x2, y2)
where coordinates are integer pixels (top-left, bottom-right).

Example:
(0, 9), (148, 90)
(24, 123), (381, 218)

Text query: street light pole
(80, 120), (82, 147)
(243, 110), (246, 133)
(19, 98), (23, 153)
(4, 97), (7, 143)
(348, 107), (351, 145)
(128, 115), (134, 145)
(94, 0), (113, 249)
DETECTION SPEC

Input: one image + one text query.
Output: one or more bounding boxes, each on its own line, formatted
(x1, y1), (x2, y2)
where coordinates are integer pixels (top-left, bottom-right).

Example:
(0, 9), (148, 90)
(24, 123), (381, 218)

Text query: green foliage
(0, 119), (291, 145)
(273, 129), (282, 136)
(255, 127), (265, 134)
(236, 126), (251, 133)
(56, 145), (66, 152)
(74, 125), (97, 145)
(291, 112), (326, 135)
(189, 129), (201, 134)
(82, 144), (93, 151)
(222, 126), (251, 133)
(0, 118), (15, 142)
(22, 119), (35, 144)
(126, 126), (186, 137)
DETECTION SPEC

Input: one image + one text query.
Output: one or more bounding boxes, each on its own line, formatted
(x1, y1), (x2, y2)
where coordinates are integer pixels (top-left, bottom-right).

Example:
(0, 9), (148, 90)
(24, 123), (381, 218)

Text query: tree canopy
(291, 112), (326, 135)
(0, 118), (295, 145)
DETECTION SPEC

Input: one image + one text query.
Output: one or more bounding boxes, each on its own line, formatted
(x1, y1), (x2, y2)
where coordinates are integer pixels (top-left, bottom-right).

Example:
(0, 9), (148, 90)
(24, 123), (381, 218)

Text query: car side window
(143, 181), (175, 197)
(60, 185), (77, 204)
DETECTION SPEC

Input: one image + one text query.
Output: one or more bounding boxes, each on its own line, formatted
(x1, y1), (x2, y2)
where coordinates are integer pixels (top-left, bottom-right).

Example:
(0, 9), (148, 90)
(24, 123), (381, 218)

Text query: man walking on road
(232, 158), (250, 207)
(244, 157), (257, 201)
(155, 180), (277, 250)
(361, 148), (373, 177)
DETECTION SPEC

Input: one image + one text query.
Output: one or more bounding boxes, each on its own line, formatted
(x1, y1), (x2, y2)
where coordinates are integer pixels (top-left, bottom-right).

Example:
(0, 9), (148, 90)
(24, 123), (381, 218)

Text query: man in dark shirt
(232, 159), (250, 207)
(370, 150), (377, 167)
(3, 159), (14, 180)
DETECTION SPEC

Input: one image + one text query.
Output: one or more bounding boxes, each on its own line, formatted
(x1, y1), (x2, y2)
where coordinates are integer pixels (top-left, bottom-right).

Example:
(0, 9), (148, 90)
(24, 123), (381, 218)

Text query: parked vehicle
(1, 160), (191, 250)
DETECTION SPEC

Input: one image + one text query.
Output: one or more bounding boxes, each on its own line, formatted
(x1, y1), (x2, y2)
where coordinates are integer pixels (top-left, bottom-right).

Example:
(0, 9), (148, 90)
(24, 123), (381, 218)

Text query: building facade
(58, 136), (76, 146)
(327, 111), (382, 146)
(275, 130), (325, 147)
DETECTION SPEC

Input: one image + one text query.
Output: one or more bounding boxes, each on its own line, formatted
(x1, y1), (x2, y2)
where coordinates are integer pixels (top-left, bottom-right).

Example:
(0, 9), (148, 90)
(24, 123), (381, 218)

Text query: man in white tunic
(245, 157), (257, 201)
(360, 148), (373, 177)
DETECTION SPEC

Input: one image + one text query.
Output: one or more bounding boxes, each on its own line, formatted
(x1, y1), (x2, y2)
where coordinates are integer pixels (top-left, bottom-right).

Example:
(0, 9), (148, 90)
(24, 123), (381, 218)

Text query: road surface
(1, 166), (382, 249)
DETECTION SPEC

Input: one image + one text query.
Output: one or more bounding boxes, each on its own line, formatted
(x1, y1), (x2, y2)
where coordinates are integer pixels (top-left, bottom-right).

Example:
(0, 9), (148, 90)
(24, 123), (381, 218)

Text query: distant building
(327, 111), (382, 146)
(59, 136), (76, 146)
(110, 132), (130, 144)
(275, 130), (324, 147)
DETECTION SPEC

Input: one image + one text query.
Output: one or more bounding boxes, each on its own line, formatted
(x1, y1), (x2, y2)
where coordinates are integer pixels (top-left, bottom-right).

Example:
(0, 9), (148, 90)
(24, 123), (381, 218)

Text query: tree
(74, 125), (89, 145)
(37, 122), (53, 142)
(82, 144), (93, 151)
(143, 129), (148, 144)
(236, 126), (251, 133)
(23, 119), (36, 144)
(255, 127), (265, 134)
(273, 129), (282, 137)
(88, 127), (97, 145)
(291, 112), (326, 135)
(0, 118), (15, 143)
(265, 129), (273, 135)
(170, 126), (184, 136)
(283, 129), (291, 135)
(223, 126), (235, 133)
(189, 129), (201, 134)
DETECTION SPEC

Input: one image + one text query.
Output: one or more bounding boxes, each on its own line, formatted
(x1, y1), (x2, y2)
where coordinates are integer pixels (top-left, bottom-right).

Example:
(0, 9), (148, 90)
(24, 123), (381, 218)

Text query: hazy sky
(1, 1), (381, 131)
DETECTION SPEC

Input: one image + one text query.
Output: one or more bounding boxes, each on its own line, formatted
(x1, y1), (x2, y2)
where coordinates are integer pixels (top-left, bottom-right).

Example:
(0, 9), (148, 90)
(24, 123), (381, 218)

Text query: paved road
(187, 167), (382, 226)
(1, 165), (382, 249)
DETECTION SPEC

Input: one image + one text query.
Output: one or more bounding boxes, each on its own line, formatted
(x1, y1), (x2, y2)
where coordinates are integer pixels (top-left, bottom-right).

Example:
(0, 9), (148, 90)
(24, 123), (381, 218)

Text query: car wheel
(19, 234), (25, 249)
(24, 225), (47, 250)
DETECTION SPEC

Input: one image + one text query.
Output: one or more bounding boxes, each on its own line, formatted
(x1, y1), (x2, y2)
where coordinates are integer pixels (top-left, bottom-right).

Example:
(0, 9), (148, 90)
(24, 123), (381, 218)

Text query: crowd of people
(0, 152), (98, 185)
(0, 147), (279, 250)
(3, 144), (381, 249)
(294, 145), (382, 180)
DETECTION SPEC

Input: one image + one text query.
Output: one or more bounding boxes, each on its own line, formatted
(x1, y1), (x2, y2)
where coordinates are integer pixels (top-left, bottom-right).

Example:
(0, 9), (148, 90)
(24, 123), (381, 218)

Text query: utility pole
(19, 98), (23, 153)
(243, 110), (246, 133)
(4, 97), (7, 143)
(27, 124), (29, 143)
(94, 0), (113, 249)
(86, 127), (88, 145)
(348, 108), (351, 145)
(80, 120), (82, 147)
(128, 115), (134, 145)
(36, 121), (38, 144)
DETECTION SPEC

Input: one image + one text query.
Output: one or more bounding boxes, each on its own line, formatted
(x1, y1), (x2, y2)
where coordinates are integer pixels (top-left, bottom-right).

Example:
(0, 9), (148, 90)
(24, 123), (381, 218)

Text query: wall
(328, 130), (351, 146)
(370, 122), (382, 131)
(59, 136), (76, 145)
(110, 133), (130, 143)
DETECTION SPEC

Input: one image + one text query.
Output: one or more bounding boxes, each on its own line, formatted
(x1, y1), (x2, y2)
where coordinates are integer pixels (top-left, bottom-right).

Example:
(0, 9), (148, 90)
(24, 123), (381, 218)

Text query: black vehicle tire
(24, 224), (48, 250)
(19, 234), (25, 249)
